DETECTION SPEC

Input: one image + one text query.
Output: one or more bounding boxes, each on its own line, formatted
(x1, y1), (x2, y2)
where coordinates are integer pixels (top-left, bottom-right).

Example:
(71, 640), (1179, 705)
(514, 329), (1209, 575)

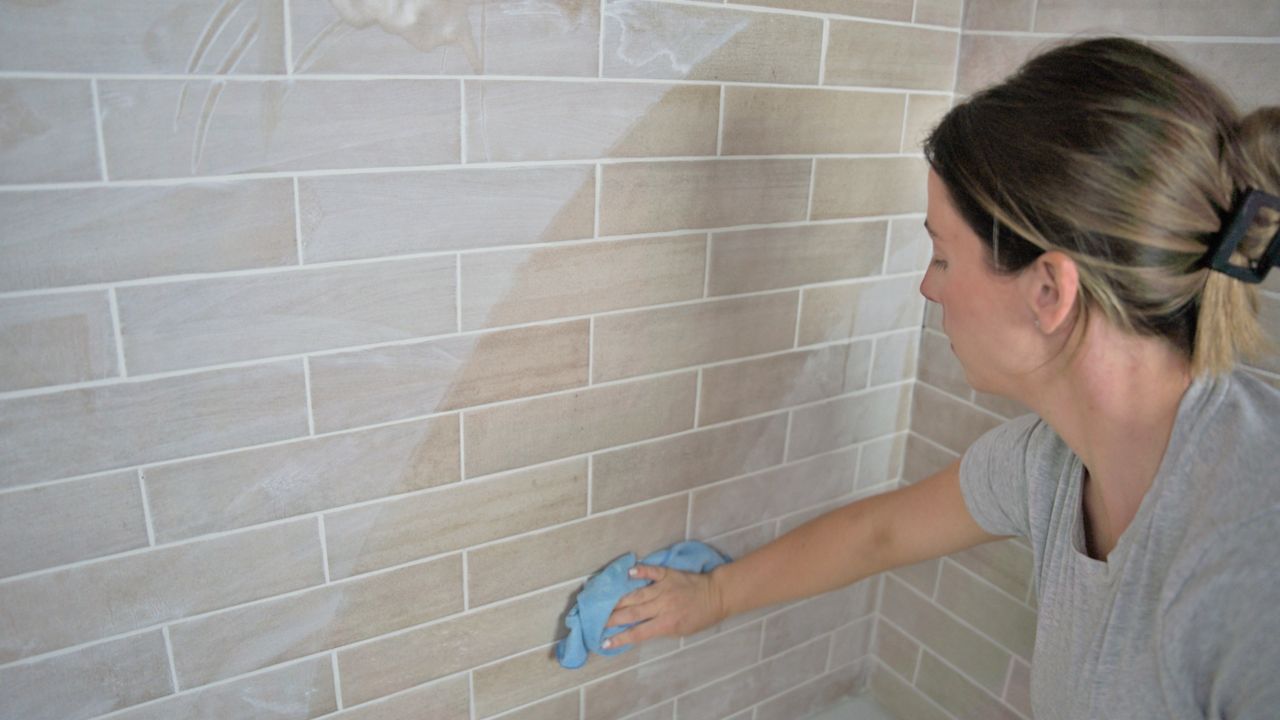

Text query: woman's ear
(1024, 251), (1080, 333)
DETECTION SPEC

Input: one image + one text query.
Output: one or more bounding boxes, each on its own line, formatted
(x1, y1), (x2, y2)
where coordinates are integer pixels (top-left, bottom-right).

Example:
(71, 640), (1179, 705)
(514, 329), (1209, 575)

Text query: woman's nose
(919, 271), (939, 304)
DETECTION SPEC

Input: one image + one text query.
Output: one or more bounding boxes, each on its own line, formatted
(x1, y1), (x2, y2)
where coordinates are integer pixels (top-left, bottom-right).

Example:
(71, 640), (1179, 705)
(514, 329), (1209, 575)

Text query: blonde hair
(924, 37), (1279, 375)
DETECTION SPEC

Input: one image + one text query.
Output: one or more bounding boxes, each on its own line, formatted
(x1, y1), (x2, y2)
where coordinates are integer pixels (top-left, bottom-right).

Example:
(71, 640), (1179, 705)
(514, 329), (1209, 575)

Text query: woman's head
(923, 36), (1279, 376)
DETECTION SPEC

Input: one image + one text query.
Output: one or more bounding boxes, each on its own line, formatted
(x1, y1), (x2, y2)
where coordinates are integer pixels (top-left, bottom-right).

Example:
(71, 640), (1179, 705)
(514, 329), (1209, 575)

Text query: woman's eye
(930, 258), (948, 270)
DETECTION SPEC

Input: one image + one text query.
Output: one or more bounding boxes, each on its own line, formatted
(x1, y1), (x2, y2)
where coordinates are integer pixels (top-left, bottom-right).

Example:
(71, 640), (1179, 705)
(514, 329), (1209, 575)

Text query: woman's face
(919, 170), (1039, 396)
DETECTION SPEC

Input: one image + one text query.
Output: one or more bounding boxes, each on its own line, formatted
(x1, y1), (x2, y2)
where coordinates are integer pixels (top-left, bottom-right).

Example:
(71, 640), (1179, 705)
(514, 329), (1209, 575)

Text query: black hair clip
(1205, 188), (1280, 284)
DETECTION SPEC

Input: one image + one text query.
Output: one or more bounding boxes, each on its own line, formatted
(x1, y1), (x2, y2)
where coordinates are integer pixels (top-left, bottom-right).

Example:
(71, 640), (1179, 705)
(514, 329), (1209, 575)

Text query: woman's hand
(602, 564), (727, 649)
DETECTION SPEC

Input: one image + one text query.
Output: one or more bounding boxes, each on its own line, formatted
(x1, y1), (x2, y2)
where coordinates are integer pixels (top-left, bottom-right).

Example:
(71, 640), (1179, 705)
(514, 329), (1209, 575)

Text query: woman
(604, 38), (1280, 719)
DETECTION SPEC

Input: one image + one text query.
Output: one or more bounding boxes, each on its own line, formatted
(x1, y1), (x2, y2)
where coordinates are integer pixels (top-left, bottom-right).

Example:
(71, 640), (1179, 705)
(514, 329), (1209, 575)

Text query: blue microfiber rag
(556, 540), (731, 669)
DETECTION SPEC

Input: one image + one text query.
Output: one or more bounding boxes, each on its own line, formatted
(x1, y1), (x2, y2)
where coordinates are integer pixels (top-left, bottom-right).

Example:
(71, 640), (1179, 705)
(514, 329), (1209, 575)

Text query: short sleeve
(958, 414), (1042, 539)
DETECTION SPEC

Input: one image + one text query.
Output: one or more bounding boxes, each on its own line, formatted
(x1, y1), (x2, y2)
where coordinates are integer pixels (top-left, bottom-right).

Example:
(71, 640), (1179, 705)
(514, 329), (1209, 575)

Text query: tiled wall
(873, 3), (1280, 719)
(0, 1), (956, 719)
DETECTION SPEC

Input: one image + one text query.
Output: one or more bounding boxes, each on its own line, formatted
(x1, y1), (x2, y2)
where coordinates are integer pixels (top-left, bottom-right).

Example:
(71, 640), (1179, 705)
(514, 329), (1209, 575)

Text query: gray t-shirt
(960, 369), (1280, 719)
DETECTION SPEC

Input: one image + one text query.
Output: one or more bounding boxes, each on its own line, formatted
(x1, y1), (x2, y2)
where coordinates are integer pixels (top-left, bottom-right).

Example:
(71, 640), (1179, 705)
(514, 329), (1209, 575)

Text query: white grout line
(459, 80), (468, 164)
(331, 653), (345, 709)
(457, 412), (468, 481)
(818, 19), (830, 85)
(455, 254), (464, 333)
(716, 84), (726, 156)
(317, 515), (331, 584)
(897, 94), (912, 154)
(107, 287), (128, 377)
(292, 176), (305, 263)
(593, 162), (603, 238)
(597, 0), (607, 79)
(89, 79), (109, 181)
(692, 368), (703, 427)
(587, 316), (595, 385)
(137, 469), (157, 547)
(469, 670), (478, 720)
(282, 0), (295, 74)
(303, 356), (316, 436)
(805, 158), (817, 221)
(462, 551), (471, 611)
(1001, 653), (1016, 702)
(792, 289), (804, 349)
(585, 455), (594, 515)
(162, 626), (180, 692)
(911, 0), (918, 24)
(1028, 0), (1038, 32)
(781, 411), (794, 463)
(881, 217), (894, 275)
(702, 233), (713, 298)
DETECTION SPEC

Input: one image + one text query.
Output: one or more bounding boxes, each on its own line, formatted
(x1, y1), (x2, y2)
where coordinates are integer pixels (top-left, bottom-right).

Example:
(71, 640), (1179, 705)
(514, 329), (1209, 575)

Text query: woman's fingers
(628, 564), (666, 582)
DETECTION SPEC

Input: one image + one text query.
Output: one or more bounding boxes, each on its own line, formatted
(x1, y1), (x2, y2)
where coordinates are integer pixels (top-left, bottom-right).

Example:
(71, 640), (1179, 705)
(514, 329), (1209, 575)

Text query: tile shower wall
(0, 2), (954, 720)
(874, 3), (1280, 719)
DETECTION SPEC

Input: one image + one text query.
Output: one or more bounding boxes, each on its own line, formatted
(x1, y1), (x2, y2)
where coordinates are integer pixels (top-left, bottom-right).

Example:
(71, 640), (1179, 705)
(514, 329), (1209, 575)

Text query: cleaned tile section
(169, 556), (463, 686)
(299, 165), (595, 263)
(466, 495), (688, 606)
(755, 660), (870, 720)
(310, 320), (589, 433)
(602, 0), (823, 83)
(1034, 0), (1280, 37)
(886, 217), (931, 274)
(824, 21), (958, 90)
(0, 362), (308, 488)
(935, 562), (1036, 659)
(902, 94), (952, 153)
(466, 81), (718, 162)
(698, 341), (873, 426)
(145, 415), (460, 543)
(0, 471), (147, 579)
(799, 276), (926, 345)
(914, 651), (1022, 720)
(1168, 41), (1280, 112)
(0, 632), (171, 720)
(0, 79), (98, 183)
(0, 519), (323, 663)
(0, 181), (297, 293)
(870, 665), (951, 720)
(707, 221), (887, 296)
(592, 415), (788, 511)
(488, 690), (580, 720)
(911, 384), (1003, 453)
(950, 538), (1035, 601)
(875, 619), (921, 679)
(0, 291), (118, 392)
(963, 0), (1035, 31)
(463, 373), (696, 478)
(330, 676), (469, 720)
(811, 157), (929, 220)
(720, 88), (904, 155)
(787, 384), (912, 460)
(290, 0), (599, 76)
(99, 80), (459, 179)
(870, 330), (920, 386)
(676, 637), (829, 720)
(955, 35), (1048, 95)
(830, 616), (876, 666)
(741, 0), (913, 21)
(109, 656), (336, 720)
(0, 0), (285, 73)
(118, 256), (457, 374)
(916, 0), (965, 26)
(593, 293), (799, 382)
(461, 235), (706, 330)
(324, 458), (586, 579)
(761, 583), (876, 656)
(918, 330), (970, 397)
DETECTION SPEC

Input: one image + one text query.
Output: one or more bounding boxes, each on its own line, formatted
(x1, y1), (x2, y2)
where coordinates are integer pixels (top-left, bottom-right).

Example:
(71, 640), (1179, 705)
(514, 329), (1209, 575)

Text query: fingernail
(602, 639), (612, 649)
(628, 568), (637, 577)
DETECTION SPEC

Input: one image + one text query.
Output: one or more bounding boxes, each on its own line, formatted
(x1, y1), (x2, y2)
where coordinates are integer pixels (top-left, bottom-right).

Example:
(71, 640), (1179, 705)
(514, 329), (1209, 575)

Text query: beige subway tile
(600, 159), (811, 236)
(147, 415), (459, 543)
(325, 458), (586, 579)
(915, 0), (964, 26)
(594, 293), (799, 382)
(762, 582), (876, 657)
(491, 690), (580, 720)
(593, 415), (787, 512)
(0, 632), (171, 720)
(869, 664), (951, 720)
(467, 81), (717, 162)
(100, 80), (458, 180)
(0, 471), (146, 579)
(754, 659), (870, 720)
(902, 432), (958, 484)
(936, 562), (1036, 660)
(582, 623), (762, 720)
(0, 361), (308, 488)
(0, 181), (297, 293)
(869, 330), (919, 387)
(464, 373), (694, 477)
(700, 342), (872, 426)
(0, 80), (97, 183)
(112, 656), (336, 720)
(0, 519), (323, 663)
(963, 0), (1034, 30)
(473, 637), (682, 718)
(824, 21), (957, 90)
(880, 577), (1010, 695)
(887, 217), (931, 274)
(811, 157), (929, 221)
(721, 87), (903, 155)
(857, 432), (907, 487)
(299, 165), (595, 263)
(902, 94), (952, 154)
(1167, 41), (1280, 113)
(337, 582), (573, 707)
(787, 383), (911, 460)
(874, 619), (920, 679)
(1005, 658), (1032, 717)
(625, 702), (674, 720)
(914, 651), (1022, 720)
(0, 0), (284, 73)
(741, 0), (912, 20)
(950, 538), (1034, 601)
(461, 235), (706, 331)
(708, 221), (887, 296)
(830, 616), (875, 667)
(602, 1), (822, 83)
(468, 495), (688, 606)
(707, 522), (776, 561)
(1035, 0), (1280, 36)
(690, 446), (857, 538)
(170, 556), (463, 687)
(310, 320), (588, 433)
(955, 35), (1048, 95)
(911, 383), (1002, 454)
(331, 675), (469, 720)
(918, 329), (970, 397)
(675, 637), (828, 720)
(0, 291), (118, 392)
(973, 390), (1030, 420)
(290, 0), (598, 76)
(925, 301), (944, 332)
(119, 256), (455, 374)
(892, 557), (941, 597)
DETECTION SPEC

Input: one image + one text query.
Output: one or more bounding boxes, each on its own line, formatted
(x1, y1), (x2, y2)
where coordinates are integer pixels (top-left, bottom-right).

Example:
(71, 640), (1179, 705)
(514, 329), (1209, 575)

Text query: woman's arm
(604, 458), (1003, 646)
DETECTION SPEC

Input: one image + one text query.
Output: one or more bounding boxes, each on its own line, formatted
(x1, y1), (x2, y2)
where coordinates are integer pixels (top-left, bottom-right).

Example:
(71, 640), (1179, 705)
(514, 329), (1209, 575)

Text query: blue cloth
(556, 540), (731, 669)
